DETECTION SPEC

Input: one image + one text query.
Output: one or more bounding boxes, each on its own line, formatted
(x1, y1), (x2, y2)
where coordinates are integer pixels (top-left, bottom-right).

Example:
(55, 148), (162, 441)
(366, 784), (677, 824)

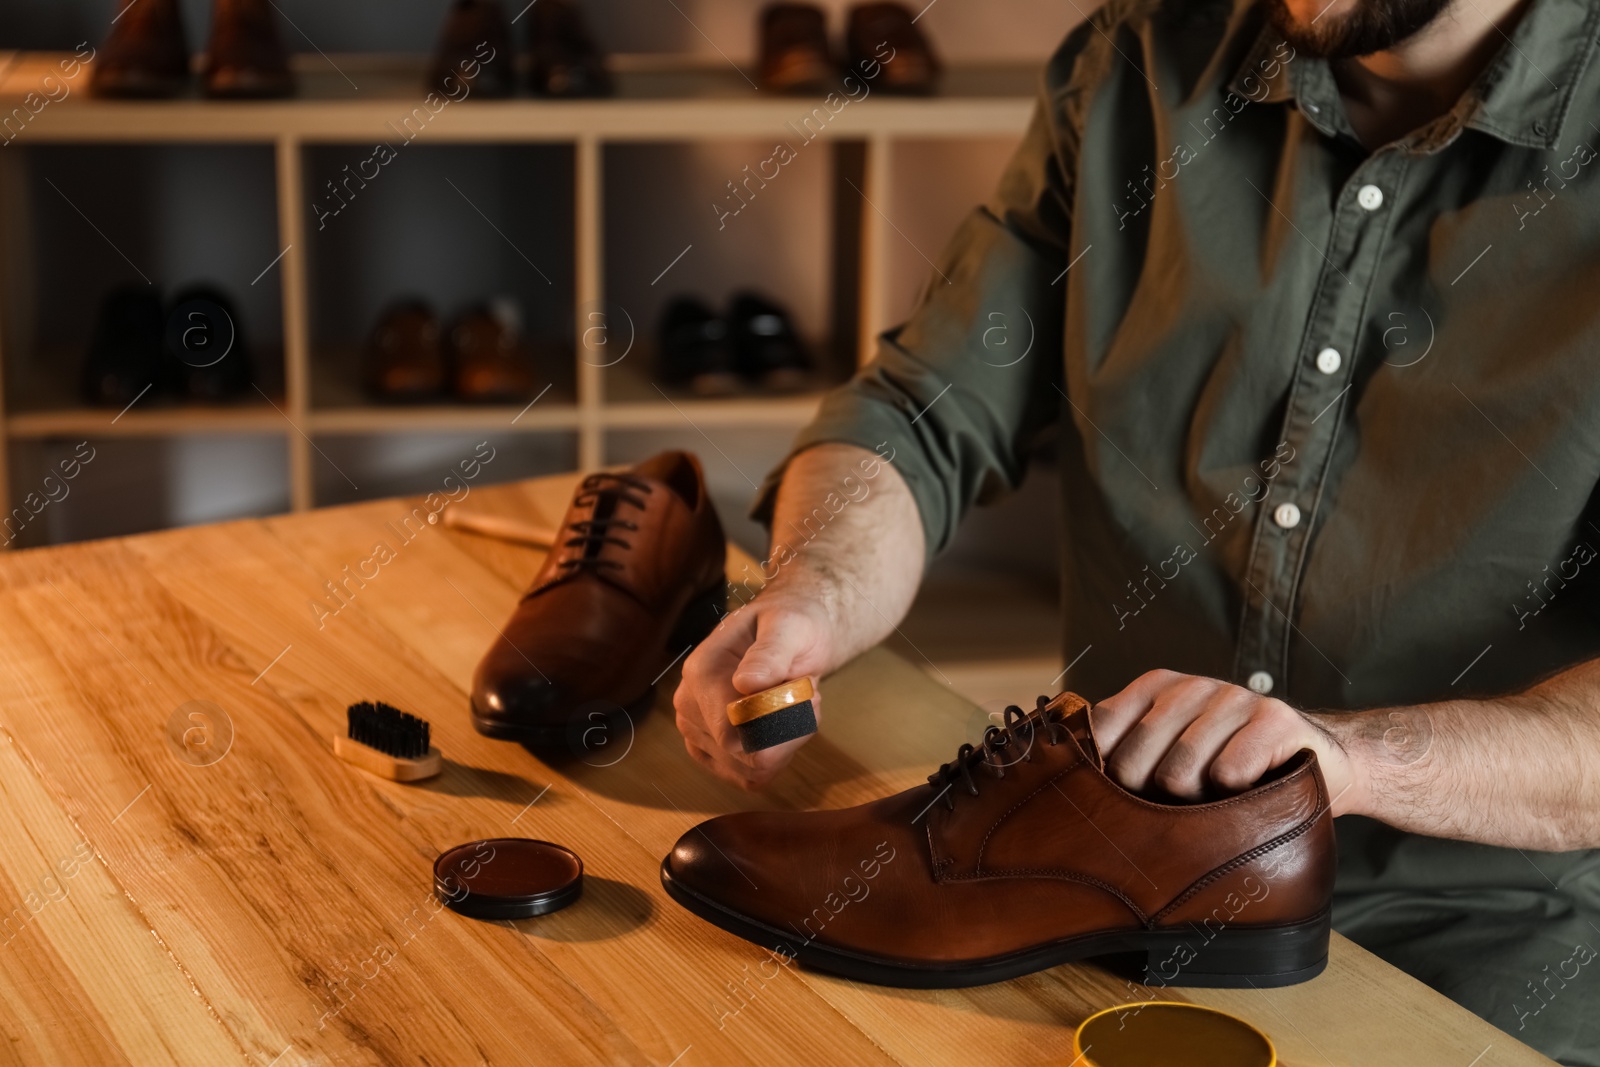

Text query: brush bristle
(346, 701), (431, 760)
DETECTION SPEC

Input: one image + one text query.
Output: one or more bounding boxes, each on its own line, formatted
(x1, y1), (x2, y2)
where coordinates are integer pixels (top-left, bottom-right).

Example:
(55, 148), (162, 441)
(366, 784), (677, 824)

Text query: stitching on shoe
(939, 866), (1150, 924)
(972, 748), (1316, 874)
(973, 756), (1084, 872)
(1148, 804), (1329, 926)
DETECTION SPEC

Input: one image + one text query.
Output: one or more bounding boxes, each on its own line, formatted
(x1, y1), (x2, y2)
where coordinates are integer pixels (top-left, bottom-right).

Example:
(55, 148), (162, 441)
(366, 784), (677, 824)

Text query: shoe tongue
(1043, 692), (1102, 769)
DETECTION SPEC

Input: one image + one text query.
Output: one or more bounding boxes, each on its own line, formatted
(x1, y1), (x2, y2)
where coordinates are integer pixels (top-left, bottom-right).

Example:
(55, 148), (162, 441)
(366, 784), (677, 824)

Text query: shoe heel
(668, 578), (728, 649)
(1140, 911), (1330, 989)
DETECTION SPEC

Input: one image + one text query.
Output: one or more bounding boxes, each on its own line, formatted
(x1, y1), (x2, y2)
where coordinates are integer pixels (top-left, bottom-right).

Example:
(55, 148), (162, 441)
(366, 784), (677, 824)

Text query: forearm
(763, 443), (925, 669)
(1313, 659), (1600, 850)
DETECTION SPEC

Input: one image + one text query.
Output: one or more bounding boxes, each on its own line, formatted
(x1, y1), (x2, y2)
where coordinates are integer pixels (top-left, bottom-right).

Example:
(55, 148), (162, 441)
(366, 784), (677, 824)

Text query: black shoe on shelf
(657, 297), (739, 397)
(528, 0), (612, 97)
(728, 290), (811, 392)
(165, 284), (254, 402)
(81, 285), (165, 408)
(428, 0), (515, 98)
(90, 0), (192, 99)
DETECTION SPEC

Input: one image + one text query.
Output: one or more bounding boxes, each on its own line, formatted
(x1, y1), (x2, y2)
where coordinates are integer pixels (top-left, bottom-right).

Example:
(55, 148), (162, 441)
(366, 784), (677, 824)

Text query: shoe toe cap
(471, 645), (565, 723)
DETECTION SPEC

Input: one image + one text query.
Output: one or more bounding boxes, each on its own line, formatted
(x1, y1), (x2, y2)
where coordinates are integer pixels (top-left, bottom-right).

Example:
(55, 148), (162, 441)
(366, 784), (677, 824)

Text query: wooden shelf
(0, 53), (1036, 142)
(7, 403), (288, 438)
(306, 403), (580, 434)
(0, 51), (1033, 539)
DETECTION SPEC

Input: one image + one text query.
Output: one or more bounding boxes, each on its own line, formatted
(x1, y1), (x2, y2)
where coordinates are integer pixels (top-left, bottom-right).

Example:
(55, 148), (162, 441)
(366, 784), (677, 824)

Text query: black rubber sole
(471, 578), (727, 746)
(660, 861), (1329, 990)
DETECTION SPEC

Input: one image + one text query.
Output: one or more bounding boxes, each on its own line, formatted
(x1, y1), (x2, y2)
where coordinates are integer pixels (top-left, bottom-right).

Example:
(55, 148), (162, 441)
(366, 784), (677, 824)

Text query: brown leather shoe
(428, 0), (514, 99)
(663, 693), (1335, 988)
(471, 452), (727, 747)
(448, 303), (536, 404)
(845, 2), (940, 94)
(757, 3), (834, 94)
(91, 0), (192, 98)
(203, 0), (294, 99)
(363, 300), (445, 402)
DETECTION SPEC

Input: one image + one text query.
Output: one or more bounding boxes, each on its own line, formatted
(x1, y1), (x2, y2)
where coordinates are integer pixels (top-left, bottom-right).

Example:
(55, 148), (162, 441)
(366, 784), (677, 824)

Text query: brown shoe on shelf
(845, 2), (940, 94)
(757, 3), (834, 94)
(203, 0), (295, 99)
(363, 299), (445, 402)
(663, 693), (1335, 989)
(527, 0), (612, 98)
(448, 300), (536, 403)
(471, 451), (727, 748)
(91, 0), (192, 98)
(428, 0), (514, 98)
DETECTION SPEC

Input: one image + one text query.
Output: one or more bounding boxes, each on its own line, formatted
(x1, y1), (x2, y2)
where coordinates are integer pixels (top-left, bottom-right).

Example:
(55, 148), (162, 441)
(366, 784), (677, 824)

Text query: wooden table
(0, 473), (1553, 1066)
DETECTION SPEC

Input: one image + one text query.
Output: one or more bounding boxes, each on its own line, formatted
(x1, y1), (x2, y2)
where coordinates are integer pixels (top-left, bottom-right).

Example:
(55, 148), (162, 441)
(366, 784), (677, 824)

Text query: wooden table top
(0, 473), (1552, 1066)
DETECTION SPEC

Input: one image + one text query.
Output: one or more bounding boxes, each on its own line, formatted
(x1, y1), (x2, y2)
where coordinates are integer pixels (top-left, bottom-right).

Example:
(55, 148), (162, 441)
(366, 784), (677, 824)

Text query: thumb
(732, 609), (815, 694)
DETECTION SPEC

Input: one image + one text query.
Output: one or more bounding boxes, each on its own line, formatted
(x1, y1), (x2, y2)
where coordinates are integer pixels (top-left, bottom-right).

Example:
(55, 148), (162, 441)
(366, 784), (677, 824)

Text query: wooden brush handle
(442, 509), (559, 548)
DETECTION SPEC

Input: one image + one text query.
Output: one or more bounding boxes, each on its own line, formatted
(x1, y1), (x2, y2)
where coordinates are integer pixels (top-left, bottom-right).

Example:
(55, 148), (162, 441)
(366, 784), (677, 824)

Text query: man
(673, 0), (1600, 1059)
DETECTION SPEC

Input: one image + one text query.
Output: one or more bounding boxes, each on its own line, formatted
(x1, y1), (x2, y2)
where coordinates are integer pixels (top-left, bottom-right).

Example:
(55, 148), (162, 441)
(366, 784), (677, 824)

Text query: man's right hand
(673, 593), (836, 791)
(668, 442), (927, 791)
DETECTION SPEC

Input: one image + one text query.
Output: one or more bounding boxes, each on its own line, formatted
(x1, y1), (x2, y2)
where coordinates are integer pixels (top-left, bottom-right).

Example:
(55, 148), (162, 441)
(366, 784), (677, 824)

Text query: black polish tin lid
(434, 837), (584, 921)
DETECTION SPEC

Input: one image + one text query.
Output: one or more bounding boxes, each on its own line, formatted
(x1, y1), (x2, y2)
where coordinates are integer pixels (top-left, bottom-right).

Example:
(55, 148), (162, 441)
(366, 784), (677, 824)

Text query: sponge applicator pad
(726, 677), (818, 753)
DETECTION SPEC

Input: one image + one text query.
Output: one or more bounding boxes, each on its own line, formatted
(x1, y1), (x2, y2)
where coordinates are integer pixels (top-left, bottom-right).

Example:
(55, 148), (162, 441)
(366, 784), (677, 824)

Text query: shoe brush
(726, 677), (818, 753)
(335, 701), (442, 782)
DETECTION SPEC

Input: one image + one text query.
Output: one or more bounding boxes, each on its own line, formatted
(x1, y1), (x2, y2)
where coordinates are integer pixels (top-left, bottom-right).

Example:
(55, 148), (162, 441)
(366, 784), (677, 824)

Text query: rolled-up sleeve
(751, 78), (1079, 564)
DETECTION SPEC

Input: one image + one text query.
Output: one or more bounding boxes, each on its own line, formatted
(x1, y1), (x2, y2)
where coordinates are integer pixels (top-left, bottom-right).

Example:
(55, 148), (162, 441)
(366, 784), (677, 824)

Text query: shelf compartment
(3, 433), (289, 548)
(308, 429), (578, 509)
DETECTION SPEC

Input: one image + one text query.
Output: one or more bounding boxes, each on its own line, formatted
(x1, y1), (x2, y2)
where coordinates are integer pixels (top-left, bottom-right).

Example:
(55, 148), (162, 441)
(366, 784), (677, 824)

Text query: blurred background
(0, 0), (1075, 698)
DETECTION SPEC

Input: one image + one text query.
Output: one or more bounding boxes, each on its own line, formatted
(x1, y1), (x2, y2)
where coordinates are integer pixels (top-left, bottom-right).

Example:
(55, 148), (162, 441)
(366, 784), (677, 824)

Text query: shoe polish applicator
(335, 701), (442, 782)
(726, 677), (818, 753)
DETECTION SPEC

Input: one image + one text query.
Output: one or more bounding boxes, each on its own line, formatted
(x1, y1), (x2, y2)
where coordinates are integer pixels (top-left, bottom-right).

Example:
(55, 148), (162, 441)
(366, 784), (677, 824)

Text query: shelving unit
(0, 51), (1034, 537)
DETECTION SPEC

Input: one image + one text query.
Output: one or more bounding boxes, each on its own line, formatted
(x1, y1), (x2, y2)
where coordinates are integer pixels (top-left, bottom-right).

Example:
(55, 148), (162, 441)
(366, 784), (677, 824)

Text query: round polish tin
(434, 837), (583, 920)
(1073, 1002), (1275, 1066)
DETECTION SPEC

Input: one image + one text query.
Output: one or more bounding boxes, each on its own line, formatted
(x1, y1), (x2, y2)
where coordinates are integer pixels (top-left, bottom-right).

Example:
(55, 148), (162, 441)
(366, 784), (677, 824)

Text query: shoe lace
(927, 696), (1066, 811)
(557, 472), (654, 575)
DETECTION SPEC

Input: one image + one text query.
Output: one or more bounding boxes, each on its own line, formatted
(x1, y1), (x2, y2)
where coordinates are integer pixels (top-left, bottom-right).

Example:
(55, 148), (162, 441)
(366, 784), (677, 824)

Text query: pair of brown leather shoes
(758, 2), (940, 94)
(429, 0), (610, 99)
(363, 299), (536, 404)
(471, 451), (726, 750)
(664, 693), (1336, 989)
(92, 0), (294, 99)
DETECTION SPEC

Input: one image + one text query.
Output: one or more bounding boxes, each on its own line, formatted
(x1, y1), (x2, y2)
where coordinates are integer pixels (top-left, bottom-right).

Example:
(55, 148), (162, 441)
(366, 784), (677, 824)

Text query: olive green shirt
(757, 0), (1600, 895)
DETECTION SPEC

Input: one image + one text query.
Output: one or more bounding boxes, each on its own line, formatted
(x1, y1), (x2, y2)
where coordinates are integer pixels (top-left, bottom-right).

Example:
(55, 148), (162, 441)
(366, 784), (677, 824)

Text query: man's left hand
(1092, 670), (1362, 814)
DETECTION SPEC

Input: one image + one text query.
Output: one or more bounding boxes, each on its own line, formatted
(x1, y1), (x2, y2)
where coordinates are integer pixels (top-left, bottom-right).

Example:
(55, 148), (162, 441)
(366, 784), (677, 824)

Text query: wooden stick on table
(441, 508), (558, 549)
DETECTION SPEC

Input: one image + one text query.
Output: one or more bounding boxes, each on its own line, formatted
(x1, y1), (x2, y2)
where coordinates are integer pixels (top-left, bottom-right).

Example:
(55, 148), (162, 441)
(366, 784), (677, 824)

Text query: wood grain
(0, 473), (1556, 1066)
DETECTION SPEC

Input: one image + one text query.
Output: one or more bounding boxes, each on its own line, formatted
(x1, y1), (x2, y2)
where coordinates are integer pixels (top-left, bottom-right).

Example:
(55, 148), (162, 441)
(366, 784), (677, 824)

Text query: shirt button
(1273, 502), (1301, 529)
(1247, 671), (1274, 695)
(1357, 184), (1384, 211)
(1315, 347), (1342, 374)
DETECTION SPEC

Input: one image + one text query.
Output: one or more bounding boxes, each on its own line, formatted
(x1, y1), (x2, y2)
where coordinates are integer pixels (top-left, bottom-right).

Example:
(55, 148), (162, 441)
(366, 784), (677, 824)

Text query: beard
(1266, 0), (1454, 58)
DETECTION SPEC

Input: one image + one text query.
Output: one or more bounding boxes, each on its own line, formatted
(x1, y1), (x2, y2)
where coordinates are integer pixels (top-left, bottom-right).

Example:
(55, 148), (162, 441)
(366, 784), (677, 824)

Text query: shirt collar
(1226, 0), (1600, 152)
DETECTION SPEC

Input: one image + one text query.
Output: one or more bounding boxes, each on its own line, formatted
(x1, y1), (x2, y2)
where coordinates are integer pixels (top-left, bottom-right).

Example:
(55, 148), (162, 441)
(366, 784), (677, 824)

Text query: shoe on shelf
(527, 0), (611, 98)
(90, 0), (191, 99)
(81, 284), (165, 408)
(363, 299), (445, 402)
(449, 299), (536, 403)
(845, 2), (940, 94)
(471, 451), (727, 748)
(165, 283), (254, 401)
(728, 290), (811, 392)
(663, 692), (1335, 989)
(657, 297), (740, 397)
(203, 0), (295, 99)
(428, 0), (515, 98)
(757, 3), (834, 94)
